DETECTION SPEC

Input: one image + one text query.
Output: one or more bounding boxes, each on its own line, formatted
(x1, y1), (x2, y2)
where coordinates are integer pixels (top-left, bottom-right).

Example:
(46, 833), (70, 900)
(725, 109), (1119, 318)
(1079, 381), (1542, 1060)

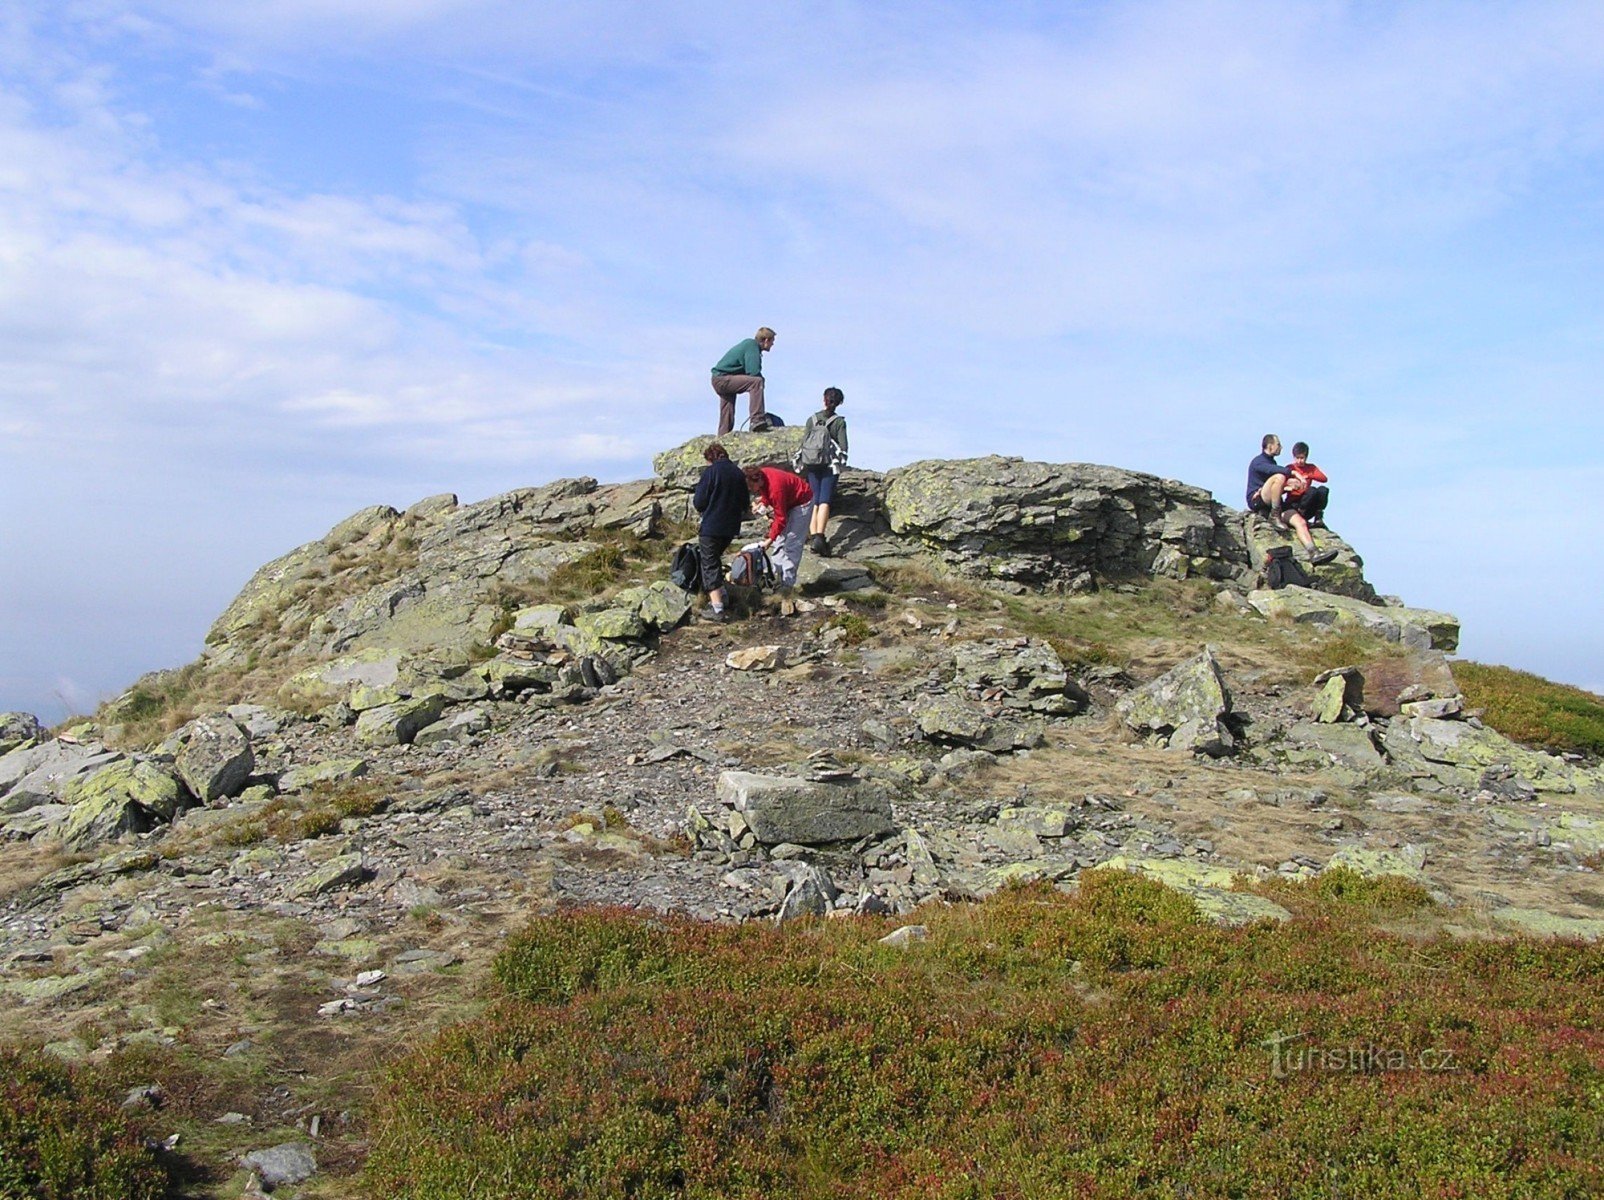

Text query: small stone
(879, 924), (929, 948)
(241, 1142), (317, 1189)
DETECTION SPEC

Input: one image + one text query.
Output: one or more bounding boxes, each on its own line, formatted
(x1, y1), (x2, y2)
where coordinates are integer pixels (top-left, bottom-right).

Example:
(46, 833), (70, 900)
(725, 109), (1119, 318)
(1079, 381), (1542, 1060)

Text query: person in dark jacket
(691, 442), (750, 622)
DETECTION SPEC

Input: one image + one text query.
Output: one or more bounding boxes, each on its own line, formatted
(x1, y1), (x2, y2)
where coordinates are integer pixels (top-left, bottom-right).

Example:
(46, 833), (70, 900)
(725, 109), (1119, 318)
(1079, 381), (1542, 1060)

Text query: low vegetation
(0, 1048), (172, 1199)
(1453, 661), (1604, 757)
(365, 873), (1604, 1199)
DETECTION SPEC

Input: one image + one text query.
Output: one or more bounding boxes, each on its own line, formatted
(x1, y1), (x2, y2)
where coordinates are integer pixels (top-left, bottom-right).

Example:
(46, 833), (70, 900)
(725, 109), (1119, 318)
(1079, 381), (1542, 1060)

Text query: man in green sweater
(710, 327), (775, 435)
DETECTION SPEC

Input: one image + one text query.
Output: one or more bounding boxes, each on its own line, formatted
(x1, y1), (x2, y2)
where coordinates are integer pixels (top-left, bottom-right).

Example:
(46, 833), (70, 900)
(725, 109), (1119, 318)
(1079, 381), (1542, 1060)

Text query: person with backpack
(1283, 441), (1330, 528)
(1245, 434), (1337, 567)
(742, 464), (813, 589)
(691, 442), (750, 623)
(792, 387), (848, 557)
(710, 327), (776, 435)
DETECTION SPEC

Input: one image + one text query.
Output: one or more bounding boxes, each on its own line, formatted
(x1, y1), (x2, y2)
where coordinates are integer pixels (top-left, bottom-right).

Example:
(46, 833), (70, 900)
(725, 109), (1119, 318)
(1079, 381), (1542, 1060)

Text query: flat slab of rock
(1247, 588), (1459, 652)
(286, 853), (370, 899)
(717, 771), (895, 845)
(0, 740), (125, 812)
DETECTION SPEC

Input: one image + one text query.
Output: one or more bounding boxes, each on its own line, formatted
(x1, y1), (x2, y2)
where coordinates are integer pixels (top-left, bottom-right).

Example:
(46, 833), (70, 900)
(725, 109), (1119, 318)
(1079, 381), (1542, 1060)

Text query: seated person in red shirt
(1282, 441), (1330, 528)
(742, 465), (814, 587)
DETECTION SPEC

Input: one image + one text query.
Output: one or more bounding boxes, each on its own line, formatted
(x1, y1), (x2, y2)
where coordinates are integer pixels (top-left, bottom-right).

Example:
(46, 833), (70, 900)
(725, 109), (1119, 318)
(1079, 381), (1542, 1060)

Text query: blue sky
(4, 0), (1604, 718)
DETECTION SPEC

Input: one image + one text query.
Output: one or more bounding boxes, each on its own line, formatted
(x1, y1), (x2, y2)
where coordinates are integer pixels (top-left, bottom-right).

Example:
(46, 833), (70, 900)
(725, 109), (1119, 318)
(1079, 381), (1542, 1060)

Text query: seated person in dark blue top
(691, 442), (751, 622)
(1245, 433), (1336, 567)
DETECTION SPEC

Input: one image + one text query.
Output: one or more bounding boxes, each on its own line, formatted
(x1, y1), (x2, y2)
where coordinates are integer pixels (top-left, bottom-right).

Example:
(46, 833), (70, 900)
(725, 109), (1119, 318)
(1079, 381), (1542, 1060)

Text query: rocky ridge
(2, 435), (1602, 1188)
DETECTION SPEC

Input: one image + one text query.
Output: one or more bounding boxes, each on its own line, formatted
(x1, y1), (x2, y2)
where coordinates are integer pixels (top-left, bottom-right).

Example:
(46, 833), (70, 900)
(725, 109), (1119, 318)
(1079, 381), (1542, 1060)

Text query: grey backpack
(794, 414), (841, 472)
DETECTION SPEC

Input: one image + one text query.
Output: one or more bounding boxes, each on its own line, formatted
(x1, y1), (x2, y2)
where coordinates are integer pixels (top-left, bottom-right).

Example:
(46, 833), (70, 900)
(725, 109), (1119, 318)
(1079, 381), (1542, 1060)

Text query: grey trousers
(711, 373), (766, 435)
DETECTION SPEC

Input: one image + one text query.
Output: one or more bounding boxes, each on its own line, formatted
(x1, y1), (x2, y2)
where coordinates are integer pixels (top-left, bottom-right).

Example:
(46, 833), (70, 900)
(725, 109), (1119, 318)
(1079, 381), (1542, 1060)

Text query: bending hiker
(710, 327), (776, 436)
(742, 464), (813, 589)
(1284, 441), (1330, 528)
(691, 443), (751, 623)
(1246, 434), (1337, 566)
(794, 387), (848, 558)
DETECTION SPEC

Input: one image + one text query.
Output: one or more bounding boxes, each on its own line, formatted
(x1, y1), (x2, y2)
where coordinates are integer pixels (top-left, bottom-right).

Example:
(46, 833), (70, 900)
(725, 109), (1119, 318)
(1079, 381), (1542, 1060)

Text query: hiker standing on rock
(794, 387), (848, 558)
(691, 443), (751, 624)
(1246, 434), (1337, 566)
(743, 465), (813, 589)
(710, 327), (775, 436)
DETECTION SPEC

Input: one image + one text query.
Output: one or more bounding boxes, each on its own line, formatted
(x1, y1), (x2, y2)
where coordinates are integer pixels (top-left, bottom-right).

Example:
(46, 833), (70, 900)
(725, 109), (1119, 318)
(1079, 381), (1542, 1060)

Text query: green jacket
(711, 338), (763, 378)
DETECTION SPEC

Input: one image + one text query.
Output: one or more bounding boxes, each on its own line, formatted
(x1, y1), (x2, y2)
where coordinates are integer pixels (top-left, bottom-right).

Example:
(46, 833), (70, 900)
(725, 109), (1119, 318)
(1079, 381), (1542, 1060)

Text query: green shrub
(0, 1049), (172, 1200)
(366, 880), (1604, 1198)
(1453, 661), (1604, 756)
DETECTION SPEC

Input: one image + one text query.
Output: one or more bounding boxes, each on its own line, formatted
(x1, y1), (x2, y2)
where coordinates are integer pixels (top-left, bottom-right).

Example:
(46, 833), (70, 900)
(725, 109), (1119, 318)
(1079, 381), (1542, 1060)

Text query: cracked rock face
(1117, 646), (1235, 756)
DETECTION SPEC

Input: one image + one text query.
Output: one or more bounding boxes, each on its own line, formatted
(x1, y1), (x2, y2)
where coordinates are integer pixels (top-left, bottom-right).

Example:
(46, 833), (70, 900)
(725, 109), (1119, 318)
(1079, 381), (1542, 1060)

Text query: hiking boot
(698, 607), (729, 624)
(1306, 547), (1338, 567)
(809, 533), (830, 557)
(1268, 505), (1290, 532)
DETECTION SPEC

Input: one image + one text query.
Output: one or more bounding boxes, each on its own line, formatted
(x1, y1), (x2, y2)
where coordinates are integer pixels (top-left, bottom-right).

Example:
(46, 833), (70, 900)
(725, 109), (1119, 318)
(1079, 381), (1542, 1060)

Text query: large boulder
(716, 771), (896, 845)
(174, 716), (255, 804)
(0, 740), (125, 813)
(1117, 646), (1235, 755)
(950, 638), (1089, 716)
(59, 760), (190, 849)
(913, 696), (1047, 753)
(0, 712), (43, 756)
(354, 695), (449, 747)
(1242, 516), (1375, 601)
(882, 457), (1253, 590)
(1247, 589), (1459, 653)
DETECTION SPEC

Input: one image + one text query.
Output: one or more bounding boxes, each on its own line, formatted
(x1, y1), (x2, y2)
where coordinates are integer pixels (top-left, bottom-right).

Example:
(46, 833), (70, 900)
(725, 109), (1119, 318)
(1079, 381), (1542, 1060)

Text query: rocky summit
(2, 433), (1601, 1189)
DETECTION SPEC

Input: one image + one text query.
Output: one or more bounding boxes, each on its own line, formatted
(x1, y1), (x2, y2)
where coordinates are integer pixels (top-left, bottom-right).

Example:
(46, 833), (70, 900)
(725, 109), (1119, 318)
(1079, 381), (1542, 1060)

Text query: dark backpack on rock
(669, 542), (703, 592)
(1264, 545), (1311, 590)
(728, 546), (775, 590)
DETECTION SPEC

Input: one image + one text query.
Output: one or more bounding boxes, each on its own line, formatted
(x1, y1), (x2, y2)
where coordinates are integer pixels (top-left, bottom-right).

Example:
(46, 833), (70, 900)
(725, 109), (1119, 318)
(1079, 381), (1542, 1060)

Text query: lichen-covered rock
(716, 771), (895, 845)
(612, 582), (692, 632)
(950, 638), (1088, 715)
(278, 758), (369, 793)
(575, 608), (648, 641)
(174, 716), (254, 804)
(1242, 517), (1374, 601)
(914, 695), (1047, 752)
(414, 707), (490, 747)
(883, 456), (1254, 589)
(62, 759), (189, 823)
(56, 760), (188, 847)
(1399, 717), (1580, 793)
(286, 853), (369, 899)
(653, 429), (806, 491)
(0, 740), (125, 813)
(354, 695), (448, 746)
(1092, 857), (1292, 926)
(1324, 844), (1431, 886)
(1247, 589), (1459, 653)
(0, 712), (43, 756)
(1117, 646), (1234, 755)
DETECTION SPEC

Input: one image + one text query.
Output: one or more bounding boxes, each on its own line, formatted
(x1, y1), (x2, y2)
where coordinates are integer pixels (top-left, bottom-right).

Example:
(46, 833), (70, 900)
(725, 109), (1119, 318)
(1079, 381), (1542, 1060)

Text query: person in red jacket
(742, 465), (814, 588)
(1284, 441), (1330, 528)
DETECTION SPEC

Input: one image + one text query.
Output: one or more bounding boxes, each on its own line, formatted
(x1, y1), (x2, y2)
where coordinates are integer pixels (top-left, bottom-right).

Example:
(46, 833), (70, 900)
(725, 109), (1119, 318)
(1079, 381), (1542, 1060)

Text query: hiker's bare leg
(1288, 511), (1314, 549)
(708, 586), (726, 609)
(809, 502), (832, 537)
(1258, 474), (1287, 509)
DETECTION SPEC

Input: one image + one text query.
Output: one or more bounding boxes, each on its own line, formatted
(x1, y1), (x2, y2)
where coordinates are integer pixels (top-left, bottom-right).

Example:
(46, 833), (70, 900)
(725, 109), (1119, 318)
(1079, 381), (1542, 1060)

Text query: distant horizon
(5, 2), (1604, 716)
